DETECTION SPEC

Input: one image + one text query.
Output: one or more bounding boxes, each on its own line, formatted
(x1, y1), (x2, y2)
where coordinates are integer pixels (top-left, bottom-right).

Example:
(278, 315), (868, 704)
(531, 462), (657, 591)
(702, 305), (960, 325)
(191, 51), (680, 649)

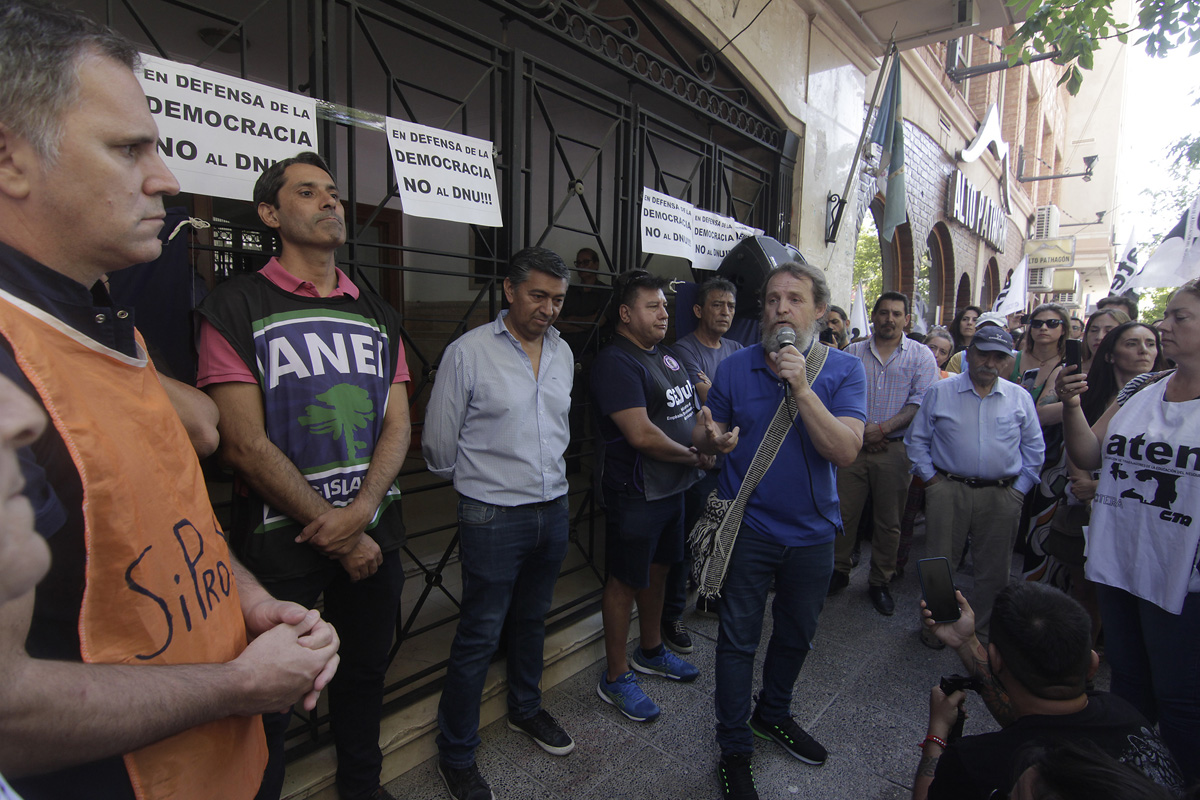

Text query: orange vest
(0, 290), (267, 800)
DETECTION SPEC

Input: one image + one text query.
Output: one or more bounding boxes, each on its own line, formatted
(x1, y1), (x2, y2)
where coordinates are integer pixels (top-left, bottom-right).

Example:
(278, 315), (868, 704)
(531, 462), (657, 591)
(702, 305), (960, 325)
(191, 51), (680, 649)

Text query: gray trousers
(923, 478), (1024, 640)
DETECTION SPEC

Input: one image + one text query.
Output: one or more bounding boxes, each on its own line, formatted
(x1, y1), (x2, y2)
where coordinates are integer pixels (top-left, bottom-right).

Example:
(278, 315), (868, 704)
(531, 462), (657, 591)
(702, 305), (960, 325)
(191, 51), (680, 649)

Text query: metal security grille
(84, 0), (791, 757)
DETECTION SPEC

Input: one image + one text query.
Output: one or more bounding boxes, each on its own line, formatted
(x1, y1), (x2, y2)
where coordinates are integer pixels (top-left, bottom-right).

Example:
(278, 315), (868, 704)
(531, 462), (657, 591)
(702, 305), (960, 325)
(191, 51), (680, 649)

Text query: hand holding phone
(918, 557), (961, 623)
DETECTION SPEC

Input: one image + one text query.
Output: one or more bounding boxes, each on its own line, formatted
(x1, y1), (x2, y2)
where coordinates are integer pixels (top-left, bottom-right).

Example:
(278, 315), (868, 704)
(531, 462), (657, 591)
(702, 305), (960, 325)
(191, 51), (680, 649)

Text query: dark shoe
(827, 570), (850, 596)
(437, 761), (495, 800)
(507, 708), (575, 756)
(365, 788), (397, 800)
(748, 708), (827, 765)
(717, 752), (759, 799)
(696, 595), (720, 618)
(919, 627), (946, 650)
(869, 584), (895, 616)
(661, 618), (694, 654)
(850, 542), (861, 568)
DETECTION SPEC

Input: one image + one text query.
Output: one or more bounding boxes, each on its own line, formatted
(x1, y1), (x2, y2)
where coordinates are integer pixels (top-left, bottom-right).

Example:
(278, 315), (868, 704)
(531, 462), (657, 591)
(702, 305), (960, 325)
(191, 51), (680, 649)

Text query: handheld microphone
(776, 328), (798, 396)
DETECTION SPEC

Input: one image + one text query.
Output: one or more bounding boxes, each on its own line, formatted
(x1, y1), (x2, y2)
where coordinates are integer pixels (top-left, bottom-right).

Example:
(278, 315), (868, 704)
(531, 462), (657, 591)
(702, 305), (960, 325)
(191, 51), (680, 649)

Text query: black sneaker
(507, 708), (575, 756)
(717, 752), (759, 800)
(748, 709), (827, 765)
(661, 618), (694, 654)
(437, 761), (496, 800)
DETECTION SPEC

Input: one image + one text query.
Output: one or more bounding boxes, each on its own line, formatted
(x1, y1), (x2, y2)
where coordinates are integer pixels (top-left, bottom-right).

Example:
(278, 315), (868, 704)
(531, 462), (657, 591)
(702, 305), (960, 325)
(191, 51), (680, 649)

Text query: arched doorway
(868, 196), (914, 299)
(919, 223), (955, 328)
(955, 273), (972, 313)
(982, 257), (1001, 309)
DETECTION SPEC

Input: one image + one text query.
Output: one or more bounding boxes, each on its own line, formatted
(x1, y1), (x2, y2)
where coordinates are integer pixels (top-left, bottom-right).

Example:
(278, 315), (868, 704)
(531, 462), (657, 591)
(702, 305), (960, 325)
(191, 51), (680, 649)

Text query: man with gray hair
(0, 4), (339, 799)
(694, 261), (866, 799)
(424, 246), (576, 800)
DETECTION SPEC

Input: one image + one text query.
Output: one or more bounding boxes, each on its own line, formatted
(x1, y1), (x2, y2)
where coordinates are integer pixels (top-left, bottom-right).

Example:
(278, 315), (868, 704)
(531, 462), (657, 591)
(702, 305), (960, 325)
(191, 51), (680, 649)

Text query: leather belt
(935, 468), (1016, 489)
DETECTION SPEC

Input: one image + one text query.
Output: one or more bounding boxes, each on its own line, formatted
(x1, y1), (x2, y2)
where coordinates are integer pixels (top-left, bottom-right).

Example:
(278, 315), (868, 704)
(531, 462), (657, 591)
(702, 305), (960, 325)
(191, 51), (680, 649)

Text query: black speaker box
(717, 235), (805, 319)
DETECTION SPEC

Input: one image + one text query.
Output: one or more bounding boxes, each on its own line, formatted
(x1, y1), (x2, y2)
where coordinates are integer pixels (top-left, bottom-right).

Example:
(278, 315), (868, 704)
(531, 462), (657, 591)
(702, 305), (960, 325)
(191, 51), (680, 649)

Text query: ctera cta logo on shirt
(662, 354), (681, 371)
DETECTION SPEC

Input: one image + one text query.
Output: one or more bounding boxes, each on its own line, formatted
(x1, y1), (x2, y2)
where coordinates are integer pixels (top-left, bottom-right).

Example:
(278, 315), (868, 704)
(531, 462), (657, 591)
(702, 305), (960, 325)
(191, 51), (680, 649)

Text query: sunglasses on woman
(1029, 318), (1063, 329)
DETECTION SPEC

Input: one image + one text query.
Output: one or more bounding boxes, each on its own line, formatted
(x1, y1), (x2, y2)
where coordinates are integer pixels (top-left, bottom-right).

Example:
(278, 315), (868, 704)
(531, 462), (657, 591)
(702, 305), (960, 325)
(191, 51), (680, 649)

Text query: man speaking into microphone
(694, 261), (866, 799)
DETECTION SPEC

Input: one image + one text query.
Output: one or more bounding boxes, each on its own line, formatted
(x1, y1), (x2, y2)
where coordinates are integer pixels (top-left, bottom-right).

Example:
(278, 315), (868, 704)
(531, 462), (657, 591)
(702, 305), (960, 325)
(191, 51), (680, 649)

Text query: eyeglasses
(1029, 318), (1064, 329)
(574, 259), (595, 267)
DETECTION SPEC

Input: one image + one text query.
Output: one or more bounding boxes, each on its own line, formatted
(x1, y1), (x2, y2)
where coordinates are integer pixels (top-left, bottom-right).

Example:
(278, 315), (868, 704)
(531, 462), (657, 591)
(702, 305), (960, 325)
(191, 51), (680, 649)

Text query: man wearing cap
(944, 311), (1009, 375)
(905, 326), (1044, 644)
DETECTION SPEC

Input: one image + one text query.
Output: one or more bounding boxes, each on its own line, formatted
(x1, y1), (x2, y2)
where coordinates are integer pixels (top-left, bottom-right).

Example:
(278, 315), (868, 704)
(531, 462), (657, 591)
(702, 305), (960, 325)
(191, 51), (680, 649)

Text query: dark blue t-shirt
(707, 343), (866, 547)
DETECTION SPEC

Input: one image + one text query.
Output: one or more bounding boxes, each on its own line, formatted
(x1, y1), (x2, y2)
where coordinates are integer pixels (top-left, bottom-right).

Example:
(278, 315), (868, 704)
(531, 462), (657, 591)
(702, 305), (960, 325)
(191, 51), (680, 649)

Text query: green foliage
(853, 216), (884, 307)
(1139, 287), (1174, 321)
(1004, 0), (1200, 95)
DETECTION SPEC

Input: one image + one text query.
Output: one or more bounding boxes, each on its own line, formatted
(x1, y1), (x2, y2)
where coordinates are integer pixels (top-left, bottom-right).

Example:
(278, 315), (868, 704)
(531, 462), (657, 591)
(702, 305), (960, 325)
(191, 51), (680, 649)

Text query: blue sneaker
(597, 670), (661, 722)
(631, 646), (700, 682)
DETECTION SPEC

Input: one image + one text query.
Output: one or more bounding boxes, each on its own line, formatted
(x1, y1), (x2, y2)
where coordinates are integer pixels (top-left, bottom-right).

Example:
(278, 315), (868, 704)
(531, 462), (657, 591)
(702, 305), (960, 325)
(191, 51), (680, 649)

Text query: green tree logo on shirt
(299, 383), (376, 460)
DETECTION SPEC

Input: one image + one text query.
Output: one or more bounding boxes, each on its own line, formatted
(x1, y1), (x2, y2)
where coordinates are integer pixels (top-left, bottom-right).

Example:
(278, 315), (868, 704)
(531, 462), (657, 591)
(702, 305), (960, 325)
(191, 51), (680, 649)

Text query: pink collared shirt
(197, 257), (409, 386)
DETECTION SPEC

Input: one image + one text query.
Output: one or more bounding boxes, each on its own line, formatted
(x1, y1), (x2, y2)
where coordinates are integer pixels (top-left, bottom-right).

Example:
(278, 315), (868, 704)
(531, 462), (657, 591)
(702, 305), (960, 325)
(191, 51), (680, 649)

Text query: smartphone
(917, 557), (961, 623)
(1062, 338), (1082, 372)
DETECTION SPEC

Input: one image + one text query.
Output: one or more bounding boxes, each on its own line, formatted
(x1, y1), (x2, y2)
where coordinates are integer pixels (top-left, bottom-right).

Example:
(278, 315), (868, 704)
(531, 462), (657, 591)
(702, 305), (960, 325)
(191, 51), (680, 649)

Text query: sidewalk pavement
(384, 540), (1107, 800)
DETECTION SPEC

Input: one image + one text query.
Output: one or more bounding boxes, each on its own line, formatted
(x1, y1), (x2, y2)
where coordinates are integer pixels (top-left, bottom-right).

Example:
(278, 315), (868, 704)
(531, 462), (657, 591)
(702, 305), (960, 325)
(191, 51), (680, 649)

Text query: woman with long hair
(949, 305), (982, 352)
(1057, 281), (1200, 779)
(1081, 307), (1131, 374)
(1010, 303), (1072, 586)
(1048, 322), (1167, 646)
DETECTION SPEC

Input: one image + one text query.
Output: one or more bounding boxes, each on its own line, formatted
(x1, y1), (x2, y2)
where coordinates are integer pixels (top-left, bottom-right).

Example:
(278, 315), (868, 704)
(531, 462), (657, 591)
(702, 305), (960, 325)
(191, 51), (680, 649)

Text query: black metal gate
(80, 0), (792, 756)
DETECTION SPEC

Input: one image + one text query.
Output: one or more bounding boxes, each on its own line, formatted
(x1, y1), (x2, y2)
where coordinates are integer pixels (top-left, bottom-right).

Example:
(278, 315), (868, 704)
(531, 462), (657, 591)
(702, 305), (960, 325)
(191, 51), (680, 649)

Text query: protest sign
(138, 54), (318, 201)
(386, 119), (501, 227)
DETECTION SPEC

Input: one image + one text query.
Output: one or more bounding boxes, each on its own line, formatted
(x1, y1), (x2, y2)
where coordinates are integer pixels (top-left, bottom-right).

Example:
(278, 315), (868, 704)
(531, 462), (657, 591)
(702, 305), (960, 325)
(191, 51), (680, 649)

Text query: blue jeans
(437, 496), (569, 768)
(1097, 585), (1200, 781)
(714, 526), (832, 756)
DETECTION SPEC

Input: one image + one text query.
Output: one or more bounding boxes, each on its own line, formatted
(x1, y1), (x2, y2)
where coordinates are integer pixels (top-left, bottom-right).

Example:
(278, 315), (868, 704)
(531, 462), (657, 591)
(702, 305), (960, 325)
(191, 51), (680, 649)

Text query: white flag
(992, 256), (1028, 318)
(1107, 229), (1139, 295)
(911, 293), (929, 335)
(1133, 195), (1200, 290)
(850, 281), (871, 340)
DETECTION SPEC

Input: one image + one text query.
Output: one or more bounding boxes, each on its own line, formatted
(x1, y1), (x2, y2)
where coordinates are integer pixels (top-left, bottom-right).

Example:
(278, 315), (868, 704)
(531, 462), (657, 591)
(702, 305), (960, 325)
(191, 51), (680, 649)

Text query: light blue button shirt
(423, 311), (574, 505)
(904, 371), (1044, 494)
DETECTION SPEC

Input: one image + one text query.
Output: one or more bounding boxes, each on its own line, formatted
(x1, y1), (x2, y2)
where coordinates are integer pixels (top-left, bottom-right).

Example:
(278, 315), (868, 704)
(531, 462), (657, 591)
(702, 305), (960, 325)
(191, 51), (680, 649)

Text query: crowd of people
(0, 4), (1196, 800)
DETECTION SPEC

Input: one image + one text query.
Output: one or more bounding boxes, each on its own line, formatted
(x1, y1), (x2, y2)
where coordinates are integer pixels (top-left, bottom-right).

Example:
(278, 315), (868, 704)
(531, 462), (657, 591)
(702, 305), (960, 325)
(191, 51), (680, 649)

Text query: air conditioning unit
(1028, 267), (1054, 292)
(1051, 290), (1080, 308)
(1035, 205), (1061, 239)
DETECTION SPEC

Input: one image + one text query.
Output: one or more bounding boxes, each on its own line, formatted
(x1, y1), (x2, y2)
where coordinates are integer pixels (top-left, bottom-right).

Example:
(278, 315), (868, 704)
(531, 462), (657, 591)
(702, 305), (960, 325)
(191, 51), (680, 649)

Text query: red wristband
(920, 734), (948, 750)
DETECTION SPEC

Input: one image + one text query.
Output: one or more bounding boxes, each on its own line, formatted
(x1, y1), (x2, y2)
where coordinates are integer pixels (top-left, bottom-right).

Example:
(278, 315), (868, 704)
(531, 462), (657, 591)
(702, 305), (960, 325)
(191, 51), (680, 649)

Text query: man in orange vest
(0, 4), (341, 799)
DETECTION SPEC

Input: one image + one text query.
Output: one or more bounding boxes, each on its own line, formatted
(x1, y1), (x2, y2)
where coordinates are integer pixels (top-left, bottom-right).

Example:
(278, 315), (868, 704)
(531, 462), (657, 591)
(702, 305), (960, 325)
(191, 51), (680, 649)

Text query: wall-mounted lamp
(1017, 146), (1097, 183)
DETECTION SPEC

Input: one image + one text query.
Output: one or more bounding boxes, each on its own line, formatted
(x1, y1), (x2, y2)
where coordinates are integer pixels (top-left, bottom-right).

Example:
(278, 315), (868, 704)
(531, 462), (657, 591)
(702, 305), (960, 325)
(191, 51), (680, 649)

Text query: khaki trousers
(923, 478), (1025, 639)
(834, 441), (912, 586)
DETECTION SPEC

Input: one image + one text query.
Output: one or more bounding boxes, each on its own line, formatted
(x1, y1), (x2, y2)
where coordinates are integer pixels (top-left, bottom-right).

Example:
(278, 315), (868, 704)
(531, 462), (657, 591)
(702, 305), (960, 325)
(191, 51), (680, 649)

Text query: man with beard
(829, 292), (938, 614)
(905, 326), (1044, 645)
(693, 262), (866, 799)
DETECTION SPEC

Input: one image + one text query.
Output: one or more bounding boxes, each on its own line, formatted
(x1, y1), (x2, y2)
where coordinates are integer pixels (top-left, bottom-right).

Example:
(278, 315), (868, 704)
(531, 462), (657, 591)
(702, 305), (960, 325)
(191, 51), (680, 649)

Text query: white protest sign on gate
(640, 188), (694, 259)
(386, 119), (501, 227)
(137, 54), (318, 201)
(691, 209), (745, 270)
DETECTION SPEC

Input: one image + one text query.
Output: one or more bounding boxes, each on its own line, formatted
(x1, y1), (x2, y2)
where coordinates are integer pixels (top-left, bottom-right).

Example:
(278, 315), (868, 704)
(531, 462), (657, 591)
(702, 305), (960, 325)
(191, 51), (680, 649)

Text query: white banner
(138, 54), (318, 201)
(850, 281), (870, 340)
(993, 256), (1028, 318)
(692, 209), (746, 270)
(640, 188), (694, 259)
(386, 119), (501, 227)
(1134, 195), (1200, 290)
